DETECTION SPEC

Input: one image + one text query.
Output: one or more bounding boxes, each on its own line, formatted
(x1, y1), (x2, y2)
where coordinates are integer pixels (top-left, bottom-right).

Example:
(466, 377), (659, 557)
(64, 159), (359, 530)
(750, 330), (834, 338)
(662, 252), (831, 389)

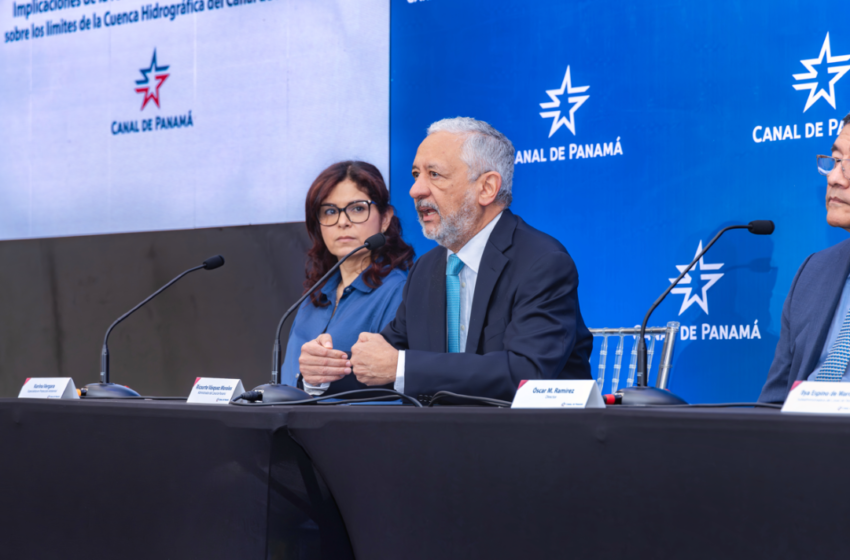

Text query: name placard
(782, 381), (850, 415)
(511, 380), (605, 409)
(187, 377), (245, 404)
(18, 377), (79, 399)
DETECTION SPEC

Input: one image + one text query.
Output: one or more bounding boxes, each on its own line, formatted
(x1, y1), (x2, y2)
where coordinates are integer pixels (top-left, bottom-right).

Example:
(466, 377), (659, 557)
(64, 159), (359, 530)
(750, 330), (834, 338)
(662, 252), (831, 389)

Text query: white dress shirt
(394, 212), (503, 394)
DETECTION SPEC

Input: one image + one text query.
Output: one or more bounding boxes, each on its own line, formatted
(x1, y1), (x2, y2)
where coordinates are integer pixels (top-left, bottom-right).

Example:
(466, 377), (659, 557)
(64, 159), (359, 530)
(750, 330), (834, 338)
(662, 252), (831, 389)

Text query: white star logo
(539, 66), (589, 137)
(792, 32), (850, 112)
(669, 241), (724, 315)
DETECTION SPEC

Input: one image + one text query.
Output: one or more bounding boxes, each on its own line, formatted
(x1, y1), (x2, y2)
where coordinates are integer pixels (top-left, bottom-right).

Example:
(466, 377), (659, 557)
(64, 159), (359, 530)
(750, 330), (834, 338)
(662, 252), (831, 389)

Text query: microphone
(252, 232), (386, 403)
(202, 255), (225, 270)
(748, 220), (775, 235)
(618, 220), (775, 406)
(83, 255), (226, 398)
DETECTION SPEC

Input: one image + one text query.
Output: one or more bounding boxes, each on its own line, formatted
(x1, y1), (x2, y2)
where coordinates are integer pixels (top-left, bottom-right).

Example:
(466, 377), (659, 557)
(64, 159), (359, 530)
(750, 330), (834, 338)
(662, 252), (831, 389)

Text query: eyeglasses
(817, 155), (850, 180)
(317, 200), (376, 226)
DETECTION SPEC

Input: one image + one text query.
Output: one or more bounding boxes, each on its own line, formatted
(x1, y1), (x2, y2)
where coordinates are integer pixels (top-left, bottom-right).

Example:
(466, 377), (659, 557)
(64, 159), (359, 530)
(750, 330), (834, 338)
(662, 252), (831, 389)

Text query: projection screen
(0, 0), (389, 240)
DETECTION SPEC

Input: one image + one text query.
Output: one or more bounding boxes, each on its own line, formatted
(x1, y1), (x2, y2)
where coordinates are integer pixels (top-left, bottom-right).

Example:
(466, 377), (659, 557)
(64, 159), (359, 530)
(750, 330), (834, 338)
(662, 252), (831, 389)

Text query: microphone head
(747, 220), (775, 235)
(203, 255), (225, 270)
(364, 233), (386, 251)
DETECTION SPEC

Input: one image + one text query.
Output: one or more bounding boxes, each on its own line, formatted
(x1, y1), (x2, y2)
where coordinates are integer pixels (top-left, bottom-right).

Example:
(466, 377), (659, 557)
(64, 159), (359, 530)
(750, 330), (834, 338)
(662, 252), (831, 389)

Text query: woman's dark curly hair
(304, 161), (415, 307)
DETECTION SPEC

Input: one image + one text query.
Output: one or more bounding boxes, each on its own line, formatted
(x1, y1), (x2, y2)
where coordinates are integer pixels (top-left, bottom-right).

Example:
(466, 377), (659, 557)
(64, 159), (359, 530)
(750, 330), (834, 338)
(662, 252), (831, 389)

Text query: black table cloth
(3, 399), (850, 559)
(287, 406), (850, 560)
(0, 399), (351, 560)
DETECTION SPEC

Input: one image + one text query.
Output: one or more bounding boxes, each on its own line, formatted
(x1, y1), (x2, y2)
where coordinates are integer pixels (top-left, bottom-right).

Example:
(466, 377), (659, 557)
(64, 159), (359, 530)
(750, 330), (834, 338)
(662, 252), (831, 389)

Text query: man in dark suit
(760, 116), (850, 403)
(344, 117), (593, 402)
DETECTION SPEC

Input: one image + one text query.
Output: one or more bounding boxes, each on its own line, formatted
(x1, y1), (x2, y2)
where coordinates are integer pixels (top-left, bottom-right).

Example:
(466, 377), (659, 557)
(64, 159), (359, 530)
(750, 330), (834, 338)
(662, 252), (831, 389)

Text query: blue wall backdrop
(389, 0), (850, 402)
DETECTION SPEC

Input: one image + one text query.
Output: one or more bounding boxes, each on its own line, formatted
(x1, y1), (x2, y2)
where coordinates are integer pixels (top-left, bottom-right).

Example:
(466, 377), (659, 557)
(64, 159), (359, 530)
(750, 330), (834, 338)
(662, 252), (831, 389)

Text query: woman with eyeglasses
(281, 161), (415, 396)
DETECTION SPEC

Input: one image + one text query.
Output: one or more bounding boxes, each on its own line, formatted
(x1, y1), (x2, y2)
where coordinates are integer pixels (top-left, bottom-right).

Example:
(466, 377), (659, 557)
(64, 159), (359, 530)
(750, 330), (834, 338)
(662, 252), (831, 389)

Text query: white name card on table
(187, 378), (245, 404)
(18, 378), (79, 399)
(511, 380), (605, 409)
(782, 381), (850, 415)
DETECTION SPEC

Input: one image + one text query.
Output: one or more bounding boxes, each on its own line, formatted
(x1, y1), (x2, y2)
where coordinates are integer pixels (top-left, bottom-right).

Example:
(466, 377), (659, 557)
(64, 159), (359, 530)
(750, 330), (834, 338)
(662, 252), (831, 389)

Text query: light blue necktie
(817, 307), (850, 382)
(446, 254), (464, 353)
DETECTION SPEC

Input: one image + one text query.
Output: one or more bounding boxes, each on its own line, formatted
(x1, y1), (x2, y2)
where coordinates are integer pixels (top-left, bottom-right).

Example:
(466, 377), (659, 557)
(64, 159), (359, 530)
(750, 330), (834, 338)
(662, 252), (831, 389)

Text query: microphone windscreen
(203, 255), (225, 270)
(365, 233), (386, 250)
(747, 220), (775, 235)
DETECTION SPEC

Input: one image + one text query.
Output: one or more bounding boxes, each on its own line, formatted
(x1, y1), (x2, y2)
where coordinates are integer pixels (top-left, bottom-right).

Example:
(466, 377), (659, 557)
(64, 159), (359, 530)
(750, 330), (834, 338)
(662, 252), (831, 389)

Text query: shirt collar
(318, 266), (375, 299)
(447, 212), (503, 274)
(350, 271), (374, 293)
(320, 271), (342, 298)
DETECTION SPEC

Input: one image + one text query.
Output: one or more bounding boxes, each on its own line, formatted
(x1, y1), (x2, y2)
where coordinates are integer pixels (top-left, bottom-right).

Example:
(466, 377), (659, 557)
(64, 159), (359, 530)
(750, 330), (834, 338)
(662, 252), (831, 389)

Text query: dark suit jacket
(381, 209), (593, 402)
(759, 238), (850, 403)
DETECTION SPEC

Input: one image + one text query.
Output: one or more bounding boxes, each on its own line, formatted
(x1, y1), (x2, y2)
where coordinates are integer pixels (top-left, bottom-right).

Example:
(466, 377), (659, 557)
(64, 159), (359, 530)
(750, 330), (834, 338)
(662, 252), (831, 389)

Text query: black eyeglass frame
(317, 200), (377, 226)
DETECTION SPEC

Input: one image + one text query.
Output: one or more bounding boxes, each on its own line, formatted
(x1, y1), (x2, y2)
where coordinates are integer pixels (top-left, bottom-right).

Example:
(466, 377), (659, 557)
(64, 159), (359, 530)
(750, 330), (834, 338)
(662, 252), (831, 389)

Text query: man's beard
(416, 191), (478, 248)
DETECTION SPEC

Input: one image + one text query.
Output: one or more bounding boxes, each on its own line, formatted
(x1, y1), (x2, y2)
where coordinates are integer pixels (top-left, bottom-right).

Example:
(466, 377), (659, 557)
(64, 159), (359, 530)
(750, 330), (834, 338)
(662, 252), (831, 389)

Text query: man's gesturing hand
(299, 333), (351, 385)
(350, 332), (398, 386)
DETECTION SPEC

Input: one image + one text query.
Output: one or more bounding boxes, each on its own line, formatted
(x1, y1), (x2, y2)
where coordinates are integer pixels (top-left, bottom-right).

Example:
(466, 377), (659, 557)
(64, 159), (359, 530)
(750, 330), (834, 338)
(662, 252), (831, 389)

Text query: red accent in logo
(136, 74), (169, 110)
(135, 49), (170, 111)
(518, 380), (528, 389)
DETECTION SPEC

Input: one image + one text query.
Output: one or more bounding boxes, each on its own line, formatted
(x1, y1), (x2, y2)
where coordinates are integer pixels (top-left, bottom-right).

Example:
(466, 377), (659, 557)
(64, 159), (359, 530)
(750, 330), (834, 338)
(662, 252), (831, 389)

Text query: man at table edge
(760, 113), (850, 403)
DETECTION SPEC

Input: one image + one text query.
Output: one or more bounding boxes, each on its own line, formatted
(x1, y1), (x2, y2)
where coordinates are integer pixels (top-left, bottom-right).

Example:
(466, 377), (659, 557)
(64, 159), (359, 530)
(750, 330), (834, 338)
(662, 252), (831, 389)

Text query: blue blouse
(281, 267), (407, 389)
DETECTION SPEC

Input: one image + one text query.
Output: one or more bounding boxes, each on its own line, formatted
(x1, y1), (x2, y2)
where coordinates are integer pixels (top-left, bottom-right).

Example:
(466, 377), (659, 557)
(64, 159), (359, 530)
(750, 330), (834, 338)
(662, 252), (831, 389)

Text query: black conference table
(1, 398), (848, 559)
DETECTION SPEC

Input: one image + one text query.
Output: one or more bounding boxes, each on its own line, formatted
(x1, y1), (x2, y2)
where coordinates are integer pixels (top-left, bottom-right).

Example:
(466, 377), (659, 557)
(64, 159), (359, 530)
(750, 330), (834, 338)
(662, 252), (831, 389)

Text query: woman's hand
(299, 333), (351, 385)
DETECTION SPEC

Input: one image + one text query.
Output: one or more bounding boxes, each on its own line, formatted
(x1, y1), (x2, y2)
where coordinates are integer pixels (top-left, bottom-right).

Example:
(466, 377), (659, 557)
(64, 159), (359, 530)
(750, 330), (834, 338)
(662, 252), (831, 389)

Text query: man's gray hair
(426, 117), (515, 207)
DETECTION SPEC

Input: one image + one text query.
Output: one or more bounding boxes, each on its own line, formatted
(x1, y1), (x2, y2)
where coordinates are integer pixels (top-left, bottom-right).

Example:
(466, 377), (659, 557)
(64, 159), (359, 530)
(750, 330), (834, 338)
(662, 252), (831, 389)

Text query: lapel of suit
(801, 241), (850, 377)
(427, 247), (448, 353)
(465, 211), (516, 353)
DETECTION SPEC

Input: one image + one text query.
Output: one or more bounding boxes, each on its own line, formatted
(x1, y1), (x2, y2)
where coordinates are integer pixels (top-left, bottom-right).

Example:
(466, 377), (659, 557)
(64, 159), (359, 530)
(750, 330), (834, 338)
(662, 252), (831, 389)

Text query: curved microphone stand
(617, 221), (774, 406)
(252, 233), (386, 403)
(84, 255), (225, 398)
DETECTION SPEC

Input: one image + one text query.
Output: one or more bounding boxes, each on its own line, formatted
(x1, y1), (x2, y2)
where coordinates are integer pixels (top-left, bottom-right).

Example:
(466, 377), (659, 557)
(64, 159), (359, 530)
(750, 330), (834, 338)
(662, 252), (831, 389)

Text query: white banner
(0, 0), (388, 240)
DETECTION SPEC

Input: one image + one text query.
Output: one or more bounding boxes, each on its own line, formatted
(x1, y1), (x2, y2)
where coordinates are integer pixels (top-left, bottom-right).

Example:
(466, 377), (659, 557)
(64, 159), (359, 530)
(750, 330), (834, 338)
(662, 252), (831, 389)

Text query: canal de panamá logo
(539, 66), (589, 137)
(751, 33), (848, 143)
(517, 64), (621, 165)
(793, 32), (850, 113)
(665, 241), (762, 343)
(669, 241), (724, 316)
(135, 49), (170, 111)
(111, 48), (192, 135)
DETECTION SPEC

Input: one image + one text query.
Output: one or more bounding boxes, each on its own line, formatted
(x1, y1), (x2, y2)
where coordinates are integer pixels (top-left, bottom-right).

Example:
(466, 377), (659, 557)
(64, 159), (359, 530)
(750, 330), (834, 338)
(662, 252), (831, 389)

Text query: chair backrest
(588, 322), (680, 393)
